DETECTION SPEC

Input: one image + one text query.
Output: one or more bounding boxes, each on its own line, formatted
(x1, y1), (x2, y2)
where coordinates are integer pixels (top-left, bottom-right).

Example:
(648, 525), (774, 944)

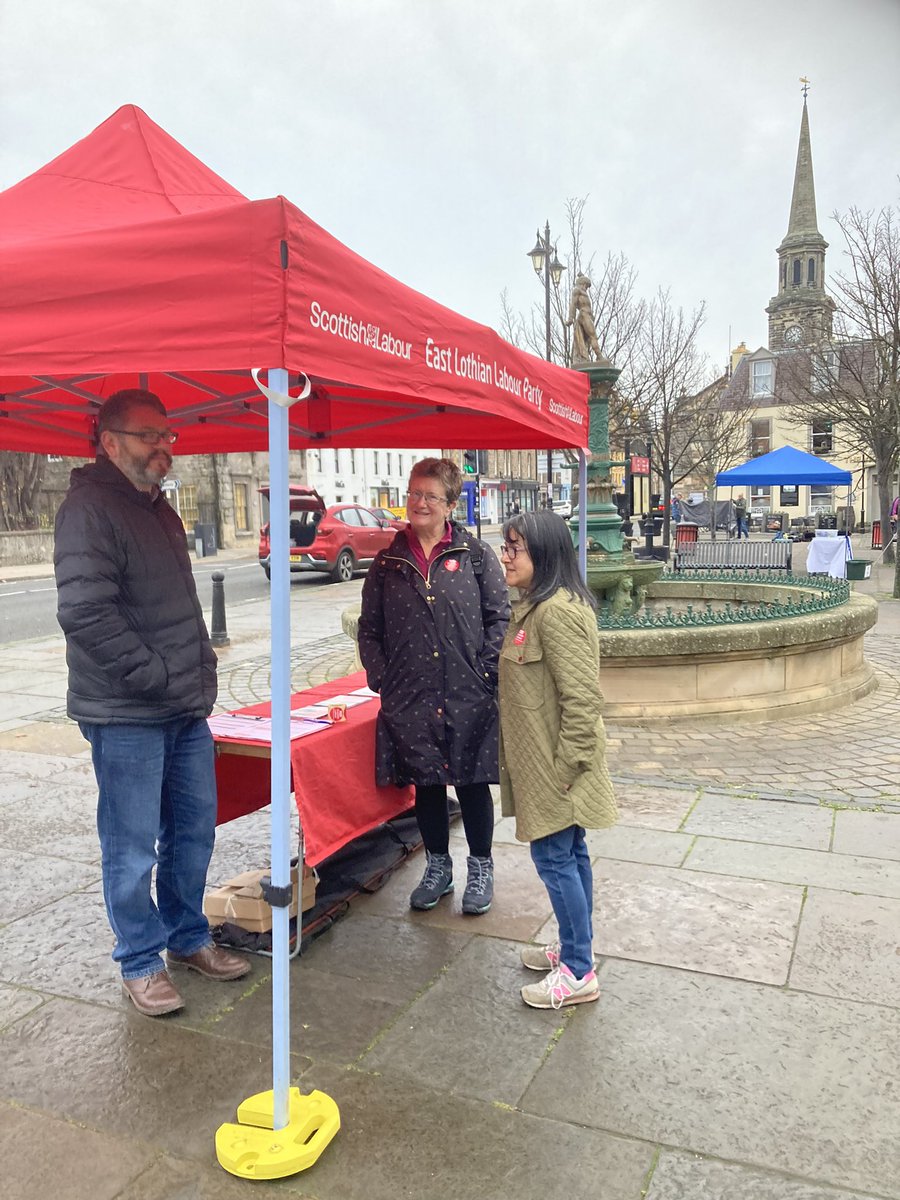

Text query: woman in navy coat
(359, 458), (509, 915)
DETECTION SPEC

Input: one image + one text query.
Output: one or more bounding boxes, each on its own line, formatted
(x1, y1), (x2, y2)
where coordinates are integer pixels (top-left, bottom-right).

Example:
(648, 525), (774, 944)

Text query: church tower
(766, 89), (835, 350)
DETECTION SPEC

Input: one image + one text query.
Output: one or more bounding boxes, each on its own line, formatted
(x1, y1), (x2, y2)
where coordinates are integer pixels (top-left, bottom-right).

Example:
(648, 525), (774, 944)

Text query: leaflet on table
(290, 693), (375, 719)
(208, 714), (332, 743)
(322, 692), (373, 708)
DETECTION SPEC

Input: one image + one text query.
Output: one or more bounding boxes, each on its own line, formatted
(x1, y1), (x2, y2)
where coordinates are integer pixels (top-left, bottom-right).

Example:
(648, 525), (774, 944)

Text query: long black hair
(502, 510), (596, 609)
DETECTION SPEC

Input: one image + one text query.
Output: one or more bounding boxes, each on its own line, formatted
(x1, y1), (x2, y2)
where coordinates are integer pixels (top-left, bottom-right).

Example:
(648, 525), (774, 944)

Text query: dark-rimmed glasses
(105, 428), (178, 445)
(500, 542), (523, 560)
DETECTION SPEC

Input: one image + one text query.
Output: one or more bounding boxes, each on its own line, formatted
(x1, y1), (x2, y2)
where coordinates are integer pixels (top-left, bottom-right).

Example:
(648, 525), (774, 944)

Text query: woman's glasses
(500, 542), (522, 560)
(407, 489), (448, 506)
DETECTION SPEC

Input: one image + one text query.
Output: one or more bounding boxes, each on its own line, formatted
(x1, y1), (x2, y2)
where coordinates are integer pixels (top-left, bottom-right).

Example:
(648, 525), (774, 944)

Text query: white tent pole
(267, 367), (292, 1132)
(578, 449), (588, 581)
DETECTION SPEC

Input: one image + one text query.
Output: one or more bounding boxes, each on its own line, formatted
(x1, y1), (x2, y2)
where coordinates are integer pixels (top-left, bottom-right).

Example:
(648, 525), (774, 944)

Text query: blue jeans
(736, 517), (749, 539)
(80, 717), (217, 980)
(530, 825), (594, 979)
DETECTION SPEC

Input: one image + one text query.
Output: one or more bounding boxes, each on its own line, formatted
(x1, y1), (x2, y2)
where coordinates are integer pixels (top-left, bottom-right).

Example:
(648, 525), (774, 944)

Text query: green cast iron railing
(598, 572), (850, 629)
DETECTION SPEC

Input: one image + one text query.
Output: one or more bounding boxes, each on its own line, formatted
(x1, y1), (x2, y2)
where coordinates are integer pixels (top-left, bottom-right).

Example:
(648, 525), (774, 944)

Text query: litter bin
(846, 559), (872, 581)
(675, 523), (698, 546)
(871, 521), (882, 549)
(193, 522), (218, 557)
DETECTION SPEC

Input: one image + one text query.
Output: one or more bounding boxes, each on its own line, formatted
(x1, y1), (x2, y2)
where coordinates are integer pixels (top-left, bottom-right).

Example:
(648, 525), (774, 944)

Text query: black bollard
(210, 572), (230, 647)
(639, 515), (656, 558)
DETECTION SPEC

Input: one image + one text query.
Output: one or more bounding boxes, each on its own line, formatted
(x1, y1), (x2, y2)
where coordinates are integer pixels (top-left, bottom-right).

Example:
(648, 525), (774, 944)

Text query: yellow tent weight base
(216, 1087), (340, 1180)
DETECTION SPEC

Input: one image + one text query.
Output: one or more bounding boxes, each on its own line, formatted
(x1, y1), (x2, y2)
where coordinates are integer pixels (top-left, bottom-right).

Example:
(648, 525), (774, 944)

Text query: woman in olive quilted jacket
(498, 511), (617, 1010)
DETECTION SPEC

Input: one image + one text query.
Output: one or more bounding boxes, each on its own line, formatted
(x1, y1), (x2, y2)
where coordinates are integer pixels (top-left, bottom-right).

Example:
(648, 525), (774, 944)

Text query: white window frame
(809, 485), (834, 512)
(811, 349), (837, 393)
(810, 419), (834, 456)
(749, 417), (771, 458)
(750, 485), (771, 512)
(750, 360), (774, 397)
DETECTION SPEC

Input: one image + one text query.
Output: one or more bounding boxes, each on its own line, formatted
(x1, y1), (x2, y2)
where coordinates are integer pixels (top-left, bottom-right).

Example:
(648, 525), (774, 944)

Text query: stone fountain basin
(599, 579), (878, 723)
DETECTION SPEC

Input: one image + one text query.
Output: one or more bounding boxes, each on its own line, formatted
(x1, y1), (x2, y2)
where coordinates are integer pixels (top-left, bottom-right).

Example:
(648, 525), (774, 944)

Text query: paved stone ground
(607, 598), (900, 809)
(0, 556), (898, 1199)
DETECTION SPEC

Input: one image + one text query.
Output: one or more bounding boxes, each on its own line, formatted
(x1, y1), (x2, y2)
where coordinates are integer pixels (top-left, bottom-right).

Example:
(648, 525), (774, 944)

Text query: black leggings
(414, 782), (494, 858)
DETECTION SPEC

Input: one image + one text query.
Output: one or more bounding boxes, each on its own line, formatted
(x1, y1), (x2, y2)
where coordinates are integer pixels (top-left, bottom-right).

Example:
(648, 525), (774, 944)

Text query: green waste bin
(846, 559), (872, 580)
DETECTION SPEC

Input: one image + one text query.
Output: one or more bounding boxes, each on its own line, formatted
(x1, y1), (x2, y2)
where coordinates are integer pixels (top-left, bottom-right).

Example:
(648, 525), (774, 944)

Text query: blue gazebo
(716, 445), (852, 488)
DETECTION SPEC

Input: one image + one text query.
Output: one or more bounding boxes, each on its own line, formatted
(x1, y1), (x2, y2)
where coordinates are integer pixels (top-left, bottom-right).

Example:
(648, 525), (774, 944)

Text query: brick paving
(605, 603), (900, 809)
(215, 634), (359, 709)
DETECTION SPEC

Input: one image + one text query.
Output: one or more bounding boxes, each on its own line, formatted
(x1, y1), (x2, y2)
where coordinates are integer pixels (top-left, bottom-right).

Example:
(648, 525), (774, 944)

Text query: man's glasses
(407, 489), (448, 506)
(105, 428), (178, 446)
(500, 542), (522, 559)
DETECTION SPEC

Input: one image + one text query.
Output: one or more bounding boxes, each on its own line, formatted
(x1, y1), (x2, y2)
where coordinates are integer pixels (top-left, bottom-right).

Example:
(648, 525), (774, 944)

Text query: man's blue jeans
(80, 717), (217, 981)
(736, 517), (749, 539)
(530, 825), (594, 979)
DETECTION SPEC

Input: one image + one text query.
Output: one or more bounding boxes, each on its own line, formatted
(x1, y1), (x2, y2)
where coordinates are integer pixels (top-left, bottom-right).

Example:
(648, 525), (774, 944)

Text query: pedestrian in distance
(54, 389), (250, 1017)
(358, 458), (510, 915)
(498, 510), (617, 1009)
(733, 494), (750, 539)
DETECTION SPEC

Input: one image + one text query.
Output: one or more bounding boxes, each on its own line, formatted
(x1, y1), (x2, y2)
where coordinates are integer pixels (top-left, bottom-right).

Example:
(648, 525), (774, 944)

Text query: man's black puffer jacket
(54, 457), (217, 724)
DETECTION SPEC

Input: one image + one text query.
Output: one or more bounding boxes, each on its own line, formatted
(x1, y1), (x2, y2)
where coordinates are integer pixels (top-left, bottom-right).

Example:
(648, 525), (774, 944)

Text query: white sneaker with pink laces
(520, 941), (562, 971)
(521, 963), (599, 1010)
(520, 941), (597, 973)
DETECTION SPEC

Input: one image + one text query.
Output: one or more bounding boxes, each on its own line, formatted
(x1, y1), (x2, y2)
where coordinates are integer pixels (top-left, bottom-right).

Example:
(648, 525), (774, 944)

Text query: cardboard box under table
(211, 671), (415, 870)
(204, 864), (317, 933)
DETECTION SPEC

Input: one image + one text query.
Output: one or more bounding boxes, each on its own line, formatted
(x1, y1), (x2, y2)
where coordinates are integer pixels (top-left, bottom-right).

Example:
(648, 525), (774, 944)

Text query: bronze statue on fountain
(565, 276), (663, 616)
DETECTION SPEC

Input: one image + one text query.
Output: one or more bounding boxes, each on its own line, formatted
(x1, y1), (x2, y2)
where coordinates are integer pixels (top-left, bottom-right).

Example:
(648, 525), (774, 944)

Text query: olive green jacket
(498, 590), (617, 842)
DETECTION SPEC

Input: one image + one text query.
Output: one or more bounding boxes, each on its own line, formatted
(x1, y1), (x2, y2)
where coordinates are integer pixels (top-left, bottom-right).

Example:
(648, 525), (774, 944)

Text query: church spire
(766, 82), (835, 351)
(785, 95), (820, 239)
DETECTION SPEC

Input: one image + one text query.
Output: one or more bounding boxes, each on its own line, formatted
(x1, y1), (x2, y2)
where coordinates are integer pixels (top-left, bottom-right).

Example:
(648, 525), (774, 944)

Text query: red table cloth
(213, 670), (414, 866)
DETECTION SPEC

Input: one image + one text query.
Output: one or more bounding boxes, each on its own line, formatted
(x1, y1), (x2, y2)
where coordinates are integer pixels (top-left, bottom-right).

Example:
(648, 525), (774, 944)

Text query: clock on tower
(784, 324), (804, 345)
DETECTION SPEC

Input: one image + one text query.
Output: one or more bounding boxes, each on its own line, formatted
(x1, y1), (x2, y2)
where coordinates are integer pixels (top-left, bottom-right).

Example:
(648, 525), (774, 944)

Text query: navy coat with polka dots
(358, 523), (510, 788)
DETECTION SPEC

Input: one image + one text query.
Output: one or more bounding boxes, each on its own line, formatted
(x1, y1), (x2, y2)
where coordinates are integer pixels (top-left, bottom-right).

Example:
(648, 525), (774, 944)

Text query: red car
(258, 486), (397, 582)
(368, 506), (406, 530)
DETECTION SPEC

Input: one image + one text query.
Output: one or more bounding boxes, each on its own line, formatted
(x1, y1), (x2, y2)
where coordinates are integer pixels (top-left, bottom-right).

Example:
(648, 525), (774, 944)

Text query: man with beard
(54, 389), (249, 1017)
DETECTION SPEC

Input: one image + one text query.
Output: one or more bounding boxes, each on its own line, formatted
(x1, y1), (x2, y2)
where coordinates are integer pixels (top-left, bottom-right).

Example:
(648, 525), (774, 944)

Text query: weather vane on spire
(800, 76), (810, 100)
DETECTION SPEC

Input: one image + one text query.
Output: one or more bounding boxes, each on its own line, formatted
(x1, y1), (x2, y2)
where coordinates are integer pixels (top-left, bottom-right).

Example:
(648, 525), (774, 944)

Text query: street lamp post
(527, 222), (565, 505)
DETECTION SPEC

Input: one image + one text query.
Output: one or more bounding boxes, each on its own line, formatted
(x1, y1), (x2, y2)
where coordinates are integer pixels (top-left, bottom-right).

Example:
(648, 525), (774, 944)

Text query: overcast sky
(3, 0), (899, 372)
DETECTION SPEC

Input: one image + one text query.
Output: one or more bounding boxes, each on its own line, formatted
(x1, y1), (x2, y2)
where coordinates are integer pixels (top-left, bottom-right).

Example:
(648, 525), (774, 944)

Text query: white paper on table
(291, 703), (332, 719)
(208, 714), (274, 742)
(324, 693), (373, 708)
(288, 718), (331, 739)
(208, 713), (331, 742)
(349, 686), (379, 699)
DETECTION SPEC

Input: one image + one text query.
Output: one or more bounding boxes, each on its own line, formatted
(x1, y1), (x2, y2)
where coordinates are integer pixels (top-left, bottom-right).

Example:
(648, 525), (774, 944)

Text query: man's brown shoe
(122, 970), (184, 1017)
(168, 944), (251, 981)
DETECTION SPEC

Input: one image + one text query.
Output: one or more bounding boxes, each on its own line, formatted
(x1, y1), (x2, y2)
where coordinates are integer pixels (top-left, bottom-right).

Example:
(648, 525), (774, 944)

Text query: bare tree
(783, 204), (900, 575)
(626, 290), (724, 544)
(683, 375), (757, 540)
(511, 197), (646, 375)
(498, 288), (527, 350)
(0, 452), (47, 530)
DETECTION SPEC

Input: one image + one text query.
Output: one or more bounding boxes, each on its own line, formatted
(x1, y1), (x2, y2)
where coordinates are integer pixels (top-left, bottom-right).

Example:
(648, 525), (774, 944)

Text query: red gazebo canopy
(0, 105), (589, 457)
